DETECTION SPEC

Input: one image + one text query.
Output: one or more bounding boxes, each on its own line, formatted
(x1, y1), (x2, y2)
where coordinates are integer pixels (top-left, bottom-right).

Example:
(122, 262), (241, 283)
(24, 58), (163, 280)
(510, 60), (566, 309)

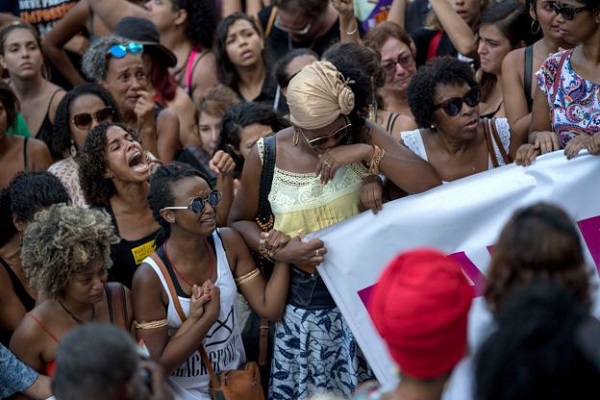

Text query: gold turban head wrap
(287, 61), (355, 130)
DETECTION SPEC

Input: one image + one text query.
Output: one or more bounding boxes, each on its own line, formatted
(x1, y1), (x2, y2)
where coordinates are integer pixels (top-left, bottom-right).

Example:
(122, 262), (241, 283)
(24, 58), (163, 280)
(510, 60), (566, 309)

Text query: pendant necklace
(58, 299), (95, 324)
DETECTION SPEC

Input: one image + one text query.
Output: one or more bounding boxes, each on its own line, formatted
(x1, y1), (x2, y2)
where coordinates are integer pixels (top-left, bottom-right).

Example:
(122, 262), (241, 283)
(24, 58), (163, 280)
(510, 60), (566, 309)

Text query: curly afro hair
(51, 84), (122, 157)
(148, 162), (211, 240)
(171, 0), (218, 48)
(0, 171), (71, 246)
(21, 204), (118, 301)
(407, 57), (478, 130)
(77, 122), (139, 207)
(82, 36), (132, 82)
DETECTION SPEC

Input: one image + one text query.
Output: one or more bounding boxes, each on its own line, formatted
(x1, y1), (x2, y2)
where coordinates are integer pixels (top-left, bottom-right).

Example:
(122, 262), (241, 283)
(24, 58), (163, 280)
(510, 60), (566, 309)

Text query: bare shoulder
(503, 48), (525, 74)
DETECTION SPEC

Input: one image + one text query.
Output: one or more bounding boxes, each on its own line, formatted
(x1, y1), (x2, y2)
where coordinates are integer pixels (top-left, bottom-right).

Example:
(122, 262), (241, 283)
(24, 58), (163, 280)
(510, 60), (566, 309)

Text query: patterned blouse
(536, 49), (600, 148)
(0, 343), (38, 398)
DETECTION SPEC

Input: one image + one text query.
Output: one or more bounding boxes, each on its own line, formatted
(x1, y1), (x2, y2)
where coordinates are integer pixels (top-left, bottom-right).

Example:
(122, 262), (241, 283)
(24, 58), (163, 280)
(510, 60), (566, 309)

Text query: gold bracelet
(133, 319), (168, 330)
(369, 145), (385, 175)
(235, 268), (262, 286)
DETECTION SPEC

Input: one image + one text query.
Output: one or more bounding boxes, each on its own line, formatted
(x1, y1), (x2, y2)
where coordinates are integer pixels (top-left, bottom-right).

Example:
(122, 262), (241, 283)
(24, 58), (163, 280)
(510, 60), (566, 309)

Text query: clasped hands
(259, 229), (327, 266)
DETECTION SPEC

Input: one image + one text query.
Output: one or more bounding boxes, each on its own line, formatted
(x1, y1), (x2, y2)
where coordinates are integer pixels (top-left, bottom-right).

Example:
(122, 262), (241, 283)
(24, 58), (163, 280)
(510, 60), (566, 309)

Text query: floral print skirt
(268, 304), (373, 400)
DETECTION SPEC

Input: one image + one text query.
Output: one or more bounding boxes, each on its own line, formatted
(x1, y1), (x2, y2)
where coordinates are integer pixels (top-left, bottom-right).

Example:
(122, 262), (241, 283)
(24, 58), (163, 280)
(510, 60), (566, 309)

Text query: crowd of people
(1, 0), (599, 399)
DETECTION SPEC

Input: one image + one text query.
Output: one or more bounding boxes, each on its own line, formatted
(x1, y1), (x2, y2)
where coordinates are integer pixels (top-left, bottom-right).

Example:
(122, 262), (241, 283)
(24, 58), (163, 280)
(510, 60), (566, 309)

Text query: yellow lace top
(258, 138), (369, 236)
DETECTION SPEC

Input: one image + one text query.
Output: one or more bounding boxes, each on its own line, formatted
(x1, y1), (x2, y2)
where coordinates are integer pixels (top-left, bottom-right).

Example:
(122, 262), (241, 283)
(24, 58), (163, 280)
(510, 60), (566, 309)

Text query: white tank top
(144, 230), (246, 400)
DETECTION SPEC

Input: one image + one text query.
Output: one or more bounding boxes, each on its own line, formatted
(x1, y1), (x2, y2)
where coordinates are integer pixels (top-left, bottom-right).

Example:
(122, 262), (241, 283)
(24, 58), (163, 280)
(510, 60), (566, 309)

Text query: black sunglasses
(552, 3), (590, 20)
(433, 87), (481, 117)
(161, 190), (222, 214)
(72, 107), (114, 130)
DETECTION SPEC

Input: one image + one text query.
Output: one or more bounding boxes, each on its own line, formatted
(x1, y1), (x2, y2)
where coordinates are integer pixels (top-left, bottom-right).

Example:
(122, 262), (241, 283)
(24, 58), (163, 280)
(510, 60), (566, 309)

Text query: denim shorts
(287, 266), (336, 309)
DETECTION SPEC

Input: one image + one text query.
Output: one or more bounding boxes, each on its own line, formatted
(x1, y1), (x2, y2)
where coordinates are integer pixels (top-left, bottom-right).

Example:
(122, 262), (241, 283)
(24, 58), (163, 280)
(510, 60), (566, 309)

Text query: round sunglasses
(161, 190), (222, 215)
(433, 87), (481, 117)
(298, 118), (353, 148)
(72, 107), (114, 130)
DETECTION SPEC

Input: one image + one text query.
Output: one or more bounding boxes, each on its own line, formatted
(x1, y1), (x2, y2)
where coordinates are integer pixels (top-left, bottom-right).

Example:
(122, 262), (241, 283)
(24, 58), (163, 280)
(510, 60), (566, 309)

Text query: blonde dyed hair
(21, 204), (119, 301)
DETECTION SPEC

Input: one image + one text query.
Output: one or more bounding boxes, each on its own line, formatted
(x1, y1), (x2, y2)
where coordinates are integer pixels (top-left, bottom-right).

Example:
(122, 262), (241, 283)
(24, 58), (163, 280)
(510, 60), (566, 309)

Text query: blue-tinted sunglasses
(108, 42), (144, 58)
(162, 190), (222, 214)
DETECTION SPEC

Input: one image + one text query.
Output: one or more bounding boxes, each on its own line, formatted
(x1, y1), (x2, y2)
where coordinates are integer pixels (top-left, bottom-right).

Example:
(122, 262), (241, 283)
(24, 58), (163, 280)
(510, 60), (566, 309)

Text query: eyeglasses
(161, 190), (222, 214)
(381, 54), (414, 76)
(72, 107), (114, 130)
(107, 42), (144, 58)
(433, 87), (481, 117)
(551, 3), (591, 20)
(274, 15), (312, 36)
(298, 118), (352, 147)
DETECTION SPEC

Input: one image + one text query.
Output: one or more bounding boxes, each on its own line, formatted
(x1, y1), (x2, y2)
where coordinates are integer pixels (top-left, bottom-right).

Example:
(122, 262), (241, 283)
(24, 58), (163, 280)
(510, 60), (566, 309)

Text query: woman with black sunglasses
(131, 162), (289, 399)
(48, 83), (121, 207)
(520, 0), (600, 163)
(403, 57), (516, 182)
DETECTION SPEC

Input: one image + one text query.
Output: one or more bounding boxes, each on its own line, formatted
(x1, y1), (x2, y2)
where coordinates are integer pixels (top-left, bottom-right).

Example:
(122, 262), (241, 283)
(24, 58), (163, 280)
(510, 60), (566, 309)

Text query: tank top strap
(26, 313), (60, 344)
(23, 137), (29, 171)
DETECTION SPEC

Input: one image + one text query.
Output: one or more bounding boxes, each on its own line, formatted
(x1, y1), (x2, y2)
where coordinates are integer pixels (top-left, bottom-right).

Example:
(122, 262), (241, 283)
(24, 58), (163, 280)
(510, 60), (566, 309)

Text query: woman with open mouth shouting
(78, 122), (160, 288)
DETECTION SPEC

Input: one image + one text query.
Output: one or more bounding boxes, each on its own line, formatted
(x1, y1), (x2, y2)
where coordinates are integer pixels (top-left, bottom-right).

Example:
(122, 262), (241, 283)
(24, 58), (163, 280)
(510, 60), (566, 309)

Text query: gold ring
(315, 249), (320, 256)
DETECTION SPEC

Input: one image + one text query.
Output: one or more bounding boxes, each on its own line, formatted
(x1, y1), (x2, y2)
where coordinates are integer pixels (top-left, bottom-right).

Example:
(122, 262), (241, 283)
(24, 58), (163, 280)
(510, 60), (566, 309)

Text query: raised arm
(387, 0), (408, 28)
(87, 0), (146, 30)
(332, 0), (360, 44)
(429, 0), (478, 58)
(42, 1), (91, 87)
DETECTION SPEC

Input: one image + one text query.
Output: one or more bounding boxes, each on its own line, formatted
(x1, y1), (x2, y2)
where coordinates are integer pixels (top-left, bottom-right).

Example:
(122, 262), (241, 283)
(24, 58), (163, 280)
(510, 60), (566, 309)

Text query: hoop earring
(530, 20), (540, 35)
(70, 139), (77, 158)
(293, 129), (299, 146)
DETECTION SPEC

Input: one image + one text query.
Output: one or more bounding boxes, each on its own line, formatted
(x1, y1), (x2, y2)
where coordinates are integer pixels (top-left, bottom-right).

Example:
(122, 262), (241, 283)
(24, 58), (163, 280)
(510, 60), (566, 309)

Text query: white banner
(314, 151), (600, 388)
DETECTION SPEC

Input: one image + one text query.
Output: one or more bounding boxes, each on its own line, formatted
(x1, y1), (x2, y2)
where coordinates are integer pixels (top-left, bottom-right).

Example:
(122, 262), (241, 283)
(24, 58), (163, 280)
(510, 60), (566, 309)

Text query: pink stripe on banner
(577, 216), (600, 275)
(358, 284), (376, 310)
(449, 252), (486, 297)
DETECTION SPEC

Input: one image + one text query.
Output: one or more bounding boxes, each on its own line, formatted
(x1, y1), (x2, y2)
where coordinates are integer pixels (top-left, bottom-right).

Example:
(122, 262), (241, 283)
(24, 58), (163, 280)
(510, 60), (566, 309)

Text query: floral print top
(536, 49), (600, 148)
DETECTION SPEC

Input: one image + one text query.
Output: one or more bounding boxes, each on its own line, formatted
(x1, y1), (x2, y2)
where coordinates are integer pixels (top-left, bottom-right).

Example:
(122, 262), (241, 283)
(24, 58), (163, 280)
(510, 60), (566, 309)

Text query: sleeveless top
(24, 282), (129, 377)
(35, 89), (63, 160)
(143, 230), (245, 400)
(400, 118), (511, 169)
(536, 49), (600, 148)
(174, 46), (207, 97)
(258, 138), (370, 236)
(26, 313), (58, 376)
(102, 206), (162, 289)
(0, 257), (36, 346)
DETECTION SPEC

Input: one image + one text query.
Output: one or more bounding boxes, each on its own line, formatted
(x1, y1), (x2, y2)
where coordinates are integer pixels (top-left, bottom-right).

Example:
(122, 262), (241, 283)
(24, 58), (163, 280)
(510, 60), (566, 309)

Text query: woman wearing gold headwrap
(229, 60), (440, 399)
